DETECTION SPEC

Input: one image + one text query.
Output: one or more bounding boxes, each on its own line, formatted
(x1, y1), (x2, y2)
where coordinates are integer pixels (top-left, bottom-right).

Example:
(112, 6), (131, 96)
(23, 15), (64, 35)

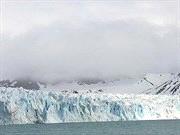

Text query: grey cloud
(1, 20), (179, 82)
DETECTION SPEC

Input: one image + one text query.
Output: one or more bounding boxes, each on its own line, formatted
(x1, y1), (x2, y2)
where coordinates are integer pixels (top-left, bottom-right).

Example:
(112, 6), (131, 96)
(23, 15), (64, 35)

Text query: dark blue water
(0, 120), (180, 135)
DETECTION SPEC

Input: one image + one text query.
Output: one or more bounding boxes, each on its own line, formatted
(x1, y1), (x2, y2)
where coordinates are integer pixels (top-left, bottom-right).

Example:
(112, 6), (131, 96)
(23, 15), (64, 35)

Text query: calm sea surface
(0, 120), (180, 135)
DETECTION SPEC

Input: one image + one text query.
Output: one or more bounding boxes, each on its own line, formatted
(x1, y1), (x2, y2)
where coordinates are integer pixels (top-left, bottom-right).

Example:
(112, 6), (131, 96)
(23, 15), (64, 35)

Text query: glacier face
(0, 87), (180, 125)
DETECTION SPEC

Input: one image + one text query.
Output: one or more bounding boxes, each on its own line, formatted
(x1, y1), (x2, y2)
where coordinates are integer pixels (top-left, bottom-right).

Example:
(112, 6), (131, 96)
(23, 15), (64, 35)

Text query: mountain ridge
(0, 73), (180, 94)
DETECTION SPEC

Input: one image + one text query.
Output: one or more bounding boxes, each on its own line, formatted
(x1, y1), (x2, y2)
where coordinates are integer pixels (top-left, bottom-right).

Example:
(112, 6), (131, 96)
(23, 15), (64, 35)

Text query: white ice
(0, 87), (180, 125)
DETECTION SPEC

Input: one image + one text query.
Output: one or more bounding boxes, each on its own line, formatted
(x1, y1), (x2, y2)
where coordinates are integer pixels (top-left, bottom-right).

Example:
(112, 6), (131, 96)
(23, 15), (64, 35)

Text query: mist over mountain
(1, 2), (179, 83)
(0, 79), (41, 90)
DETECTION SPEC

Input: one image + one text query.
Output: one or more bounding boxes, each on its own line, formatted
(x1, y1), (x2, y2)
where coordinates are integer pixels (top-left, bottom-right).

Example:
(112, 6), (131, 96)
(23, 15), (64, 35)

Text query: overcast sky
(1, 0), (179, 82)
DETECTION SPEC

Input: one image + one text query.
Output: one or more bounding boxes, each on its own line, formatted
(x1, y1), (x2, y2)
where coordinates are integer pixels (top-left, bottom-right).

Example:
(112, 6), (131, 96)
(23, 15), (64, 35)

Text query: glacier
(0, 87), (180, 125)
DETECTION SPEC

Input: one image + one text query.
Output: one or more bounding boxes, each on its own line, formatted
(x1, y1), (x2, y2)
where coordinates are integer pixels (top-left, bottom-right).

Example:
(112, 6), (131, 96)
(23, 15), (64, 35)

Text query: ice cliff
(0, 87), (180, 125)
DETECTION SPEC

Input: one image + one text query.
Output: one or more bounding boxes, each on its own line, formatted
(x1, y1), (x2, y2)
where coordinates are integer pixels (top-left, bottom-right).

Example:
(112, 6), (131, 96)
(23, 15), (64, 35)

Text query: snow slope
(139, 73), (180, 95)
(0, 87), (180, 125)
(41, 79), (137, 94)
(0, 78), (138, 94)
(121, 73), (180, 95)
(1, 73), (178, 95)
(41, 73), (180, 94)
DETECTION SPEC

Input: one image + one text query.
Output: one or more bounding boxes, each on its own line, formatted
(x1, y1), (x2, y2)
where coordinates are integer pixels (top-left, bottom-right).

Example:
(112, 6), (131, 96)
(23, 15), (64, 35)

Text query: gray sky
(1, 0), (179, 82)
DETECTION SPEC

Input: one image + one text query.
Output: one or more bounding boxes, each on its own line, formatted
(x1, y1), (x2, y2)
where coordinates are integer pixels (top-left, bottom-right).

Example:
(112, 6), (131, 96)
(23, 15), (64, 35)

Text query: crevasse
(0, 87), (180, 125)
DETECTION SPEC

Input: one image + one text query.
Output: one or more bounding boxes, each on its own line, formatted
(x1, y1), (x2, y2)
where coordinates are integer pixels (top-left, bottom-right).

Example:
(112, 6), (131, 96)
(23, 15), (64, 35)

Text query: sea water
(0, 120), (180, 135)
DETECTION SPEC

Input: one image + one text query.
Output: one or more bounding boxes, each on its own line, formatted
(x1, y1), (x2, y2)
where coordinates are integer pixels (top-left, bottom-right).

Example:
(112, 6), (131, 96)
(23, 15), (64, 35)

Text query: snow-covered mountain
(0, 87), (180, 125)
(40, 79), (137, 94)
(0, 79), (43, 90)
(139, 73), (180, 95)
(0, 78), (138, 94)
(0, 73), (180, 95)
